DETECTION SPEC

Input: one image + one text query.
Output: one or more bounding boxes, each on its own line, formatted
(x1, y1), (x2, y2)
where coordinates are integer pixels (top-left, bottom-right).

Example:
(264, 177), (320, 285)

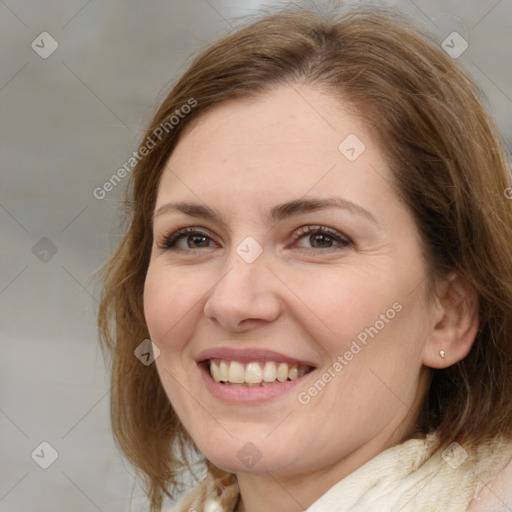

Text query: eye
(157, 227), (216, 250)
(156, 225), (352, 252)
(292, 225), (352, 251)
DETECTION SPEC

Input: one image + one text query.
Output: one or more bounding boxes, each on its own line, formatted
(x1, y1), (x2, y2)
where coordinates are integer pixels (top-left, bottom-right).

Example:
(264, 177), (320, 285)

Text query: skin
(468, 458), (512, 510)
(143, 84), (478, 512)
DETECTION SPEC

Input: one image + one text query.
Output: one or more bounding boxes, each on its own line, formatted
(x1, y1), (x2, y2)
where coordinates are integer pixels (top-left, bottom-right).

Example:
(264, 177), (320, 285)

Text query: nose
(203, 247), (281, 332)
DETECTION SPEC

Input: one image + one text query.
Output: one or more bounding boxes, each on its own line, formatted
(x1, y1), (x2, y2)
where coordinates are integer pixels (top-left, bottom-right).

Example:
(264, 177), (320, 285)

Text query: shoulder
(467, 456), (512, 511)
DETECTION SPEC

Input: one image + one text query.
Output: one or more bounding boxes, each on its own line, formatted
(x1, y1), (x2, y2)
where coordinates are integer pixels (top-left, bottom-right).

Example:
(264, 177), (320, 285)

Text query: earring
(439, 349), (446, 359)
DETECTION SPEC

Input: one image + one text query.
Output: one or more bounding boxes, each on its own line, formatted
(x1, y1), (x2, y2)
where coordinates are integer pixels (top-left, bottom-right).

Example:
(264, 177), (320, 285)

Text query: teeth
(245, 362), (263, 383)
(228, 361), (245, 383)
(208, 360), (310, 385)
(263, 361), (277, 382)
(219, 360), (229, 382)
(277, 363), (288, 382)
(211, 361), (221, 382)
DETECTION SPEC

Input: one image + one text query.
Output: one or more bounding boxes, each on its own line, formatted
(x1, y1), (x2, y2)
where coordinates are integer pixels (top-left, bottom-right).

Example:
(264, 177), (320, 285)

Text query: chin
(196, 435), (305, 476)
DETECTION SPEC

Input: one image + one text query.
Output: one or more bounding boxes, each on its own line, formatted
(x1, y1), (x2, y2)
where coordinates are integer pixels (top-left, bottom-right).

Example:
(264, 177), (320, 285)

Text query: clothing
(169, 434), (512, 511)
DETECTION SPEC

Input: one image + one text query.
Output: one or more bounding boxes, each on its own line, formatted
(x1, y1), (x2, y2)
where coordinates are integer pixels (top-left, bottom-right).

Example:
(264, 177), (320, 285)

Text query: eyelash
(156, 225), (352, 253)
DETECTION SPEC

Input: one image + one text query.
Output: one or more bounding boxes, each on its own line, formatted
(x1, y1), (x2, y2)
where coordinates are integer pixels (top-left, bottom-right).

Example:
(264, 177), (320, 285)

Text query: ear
(422, 272), (479, 369)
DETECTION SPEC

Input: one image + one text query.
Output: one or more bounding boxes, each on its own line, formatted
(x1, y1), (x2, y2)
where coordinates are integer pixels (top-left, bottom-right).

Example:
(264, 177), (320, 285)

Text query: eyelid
(291, 225), (352, 247)
(157, 226), (218, 250)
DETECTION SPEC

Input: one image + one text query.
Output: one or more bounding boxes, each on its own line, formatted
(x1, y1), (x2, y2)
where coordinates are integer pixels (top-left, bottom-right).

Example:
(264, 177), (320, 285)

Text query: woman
(98, 4), (512, 511)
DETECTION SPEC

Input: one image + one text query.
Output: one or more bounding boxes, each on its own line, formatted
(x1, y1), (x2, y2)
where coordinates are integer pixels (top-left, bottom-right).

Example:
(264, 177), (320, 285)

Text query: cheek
(143, 264), (202, 350)
(299, 264), (429, 372)
(143, 265), (203, 409)
(292, 266), (400, 346)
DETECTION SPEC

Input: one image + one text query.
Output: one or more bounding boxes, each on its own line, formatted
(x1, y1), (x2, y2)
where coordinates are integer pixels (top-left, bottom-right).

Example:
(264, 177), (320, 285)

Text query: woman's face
(144, 84), (436, 478)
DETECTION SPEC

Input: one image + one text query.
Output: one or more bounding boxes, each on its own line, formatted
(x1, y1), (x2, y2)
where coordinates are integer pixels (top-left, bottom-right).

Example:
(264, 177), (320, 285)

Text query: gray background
(1, 1), (511, 511)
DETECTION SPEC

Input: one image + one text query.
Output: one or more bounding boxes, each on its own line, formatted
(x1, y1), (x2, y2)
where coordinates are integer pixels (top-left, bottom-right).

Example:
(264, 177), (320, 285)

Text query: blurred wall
(1, 1), (511, 510)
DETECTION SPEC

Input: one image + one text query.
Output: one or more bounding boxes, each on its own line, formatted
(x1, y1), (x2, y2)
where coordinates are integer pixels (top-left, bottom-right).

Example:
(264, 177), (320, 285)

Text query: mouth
(205, 359), (314, 387)
(196, 347), (317, 402)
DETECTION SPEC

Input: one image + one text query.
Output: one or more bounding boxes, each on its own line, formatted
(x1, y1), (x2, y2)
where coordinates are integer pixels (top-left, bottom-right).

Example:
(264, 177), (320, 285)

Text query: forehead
(157, 85), (392, 211)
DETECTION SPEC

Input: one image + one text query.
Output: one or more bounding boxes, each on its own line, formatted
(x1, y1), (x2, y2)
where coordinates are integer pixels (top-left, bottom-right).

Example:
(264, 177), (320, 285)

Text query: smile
(209, 359), (312, 386)
(196, 348), (316, 402)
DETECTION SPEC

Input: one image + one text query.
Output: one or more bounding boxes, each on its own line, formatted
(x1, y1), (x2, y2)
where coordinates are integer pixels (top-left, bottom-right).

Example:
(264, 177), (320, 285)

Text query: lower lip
(199, 363), (312, 403)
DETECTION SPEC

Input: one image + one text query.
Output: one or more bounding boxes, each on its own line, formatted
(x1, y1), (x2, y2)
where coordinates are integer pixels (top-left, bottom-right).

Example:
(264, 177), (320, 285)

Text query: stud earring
(439, 349), (446, 359)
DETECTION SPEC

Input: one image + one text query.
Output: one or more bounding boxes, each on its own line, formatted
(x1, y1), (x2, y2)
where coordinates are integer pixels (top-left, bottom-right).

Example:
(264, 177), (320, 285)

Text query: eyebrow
(153, 197), (377, 225)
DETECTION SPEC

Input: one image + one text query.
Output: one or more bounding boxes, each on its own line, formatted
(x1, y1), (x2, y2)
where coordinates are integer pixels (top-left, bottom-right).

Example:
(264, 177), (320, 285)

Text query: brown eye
(185, 234), (210, 248)
(293, 225), (351, 251)
(159, 228), (215, 250)
(310, 233), (334, 248)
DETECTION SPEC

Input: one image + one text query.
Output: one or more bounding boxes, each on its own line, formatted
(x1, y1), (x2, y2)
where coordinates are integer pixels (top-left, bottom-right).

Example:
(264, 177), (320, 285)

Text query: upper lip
(196, 347), (316, 367)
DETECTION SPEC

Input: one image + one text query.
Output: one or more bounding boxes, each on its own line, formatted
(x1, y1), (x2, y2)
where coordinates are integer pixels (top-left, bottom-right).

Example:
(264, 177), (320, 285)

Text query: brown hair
(97, 4), (512, 510)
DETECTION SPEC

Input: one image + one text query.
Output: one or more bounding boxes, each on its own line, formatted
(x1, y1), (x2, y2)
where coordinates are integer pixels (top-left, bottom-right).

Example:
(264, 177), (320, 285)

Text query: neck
(235, 469), (341, 512)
